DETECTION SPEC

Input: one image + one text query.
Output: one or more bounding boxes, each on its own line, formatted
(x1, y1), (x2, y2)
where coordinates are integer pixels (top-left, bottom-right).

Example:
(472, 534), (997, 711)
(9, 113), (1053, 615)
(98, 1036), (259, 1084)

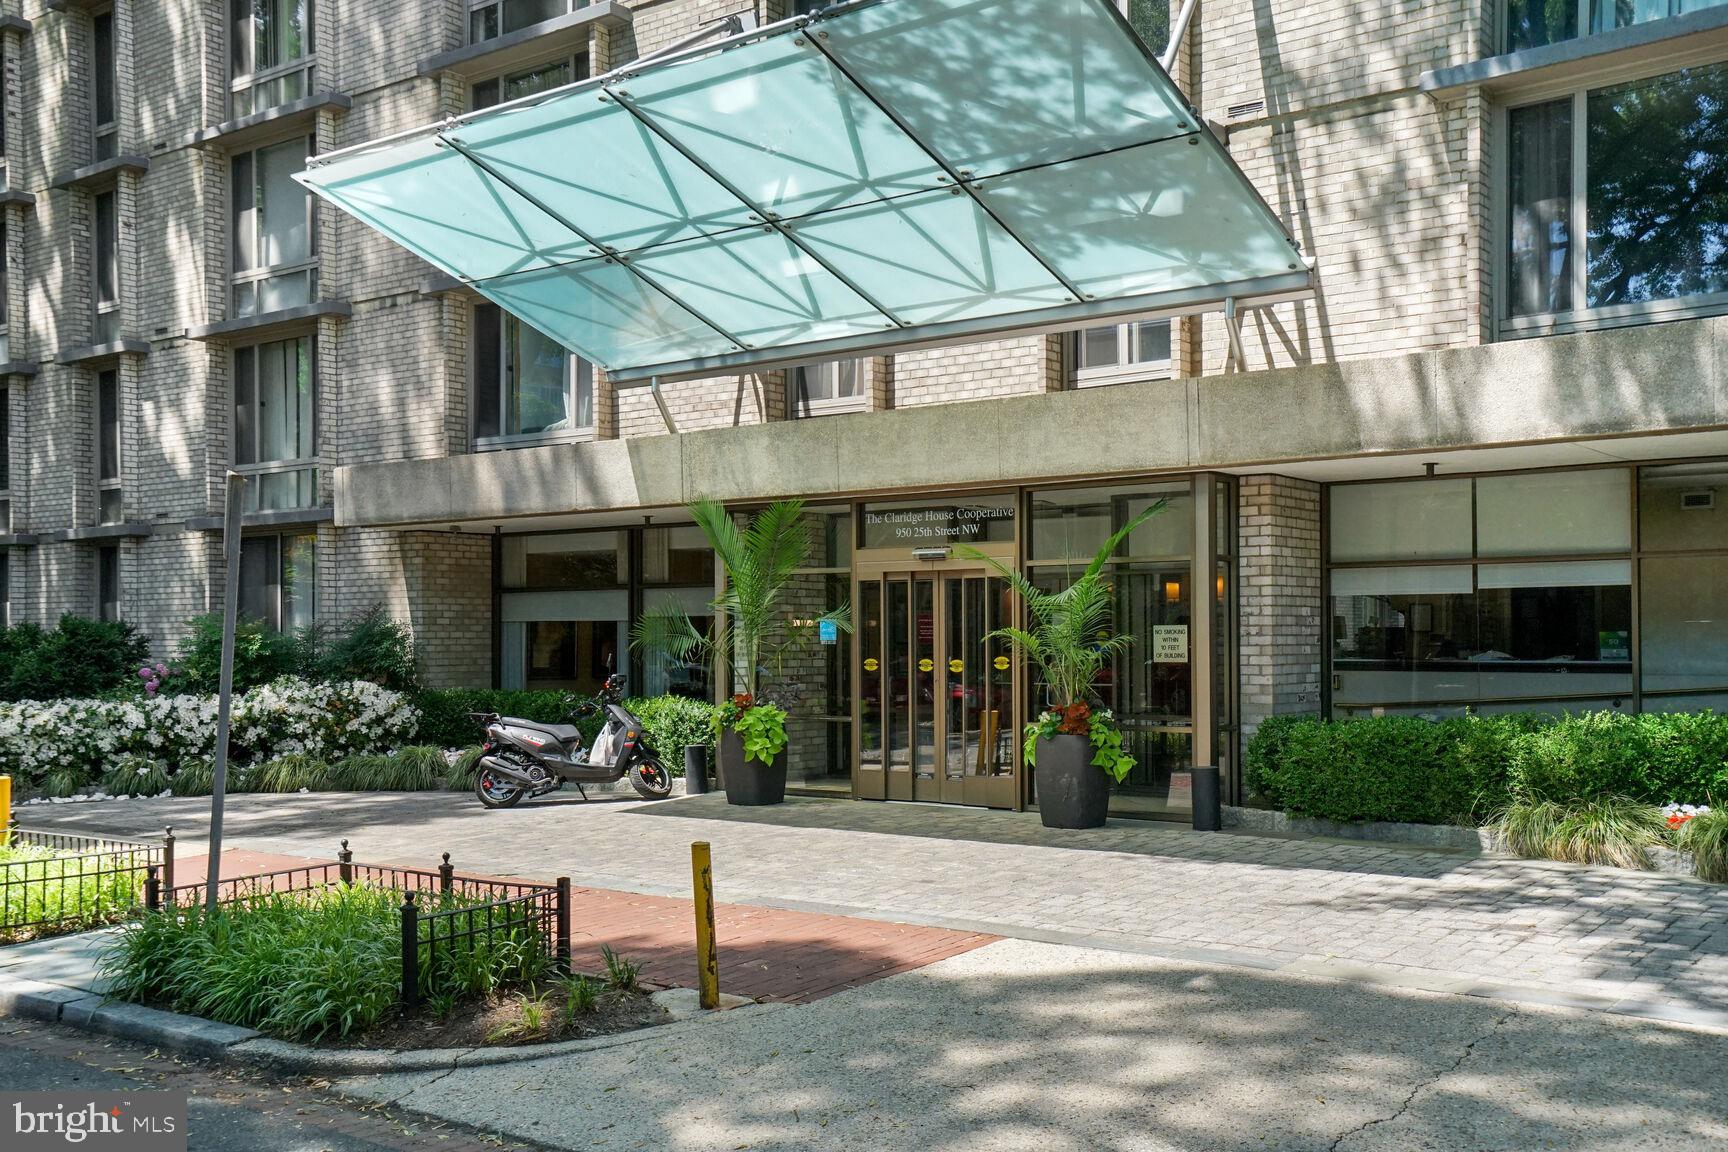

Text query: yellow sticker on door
(993, 655), (1010, 671)
(918, 657), (934, 673)
(863, 657), (879, 672)
(948, 658), (964, 674)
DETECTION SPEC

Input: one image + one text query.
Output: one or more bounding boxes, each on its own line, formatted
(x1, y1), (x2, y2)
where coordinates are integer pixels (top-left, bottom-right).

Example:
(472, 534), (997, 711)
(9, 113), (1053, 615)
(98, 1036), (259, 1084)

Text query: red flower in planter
(731, 693), (755, 710)
(1055, 700), (1092, 735)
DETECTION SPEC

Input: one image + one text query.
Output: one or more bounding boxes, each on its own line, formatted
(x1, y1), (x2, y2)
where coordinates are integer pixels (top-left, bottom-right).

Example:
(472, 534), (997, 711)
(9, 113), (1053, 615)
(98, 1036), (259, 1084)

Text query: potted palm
(631, 499), (848, 806)
(959, 502), (1164, 829)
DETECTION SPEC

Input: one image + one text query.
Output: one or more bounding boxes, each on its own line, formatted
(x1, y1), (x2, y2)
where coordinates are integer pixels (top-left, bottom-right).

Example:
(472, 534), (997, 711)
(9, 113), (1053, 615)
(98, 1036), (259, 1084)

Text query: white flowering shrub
(0, 677), (420, 793)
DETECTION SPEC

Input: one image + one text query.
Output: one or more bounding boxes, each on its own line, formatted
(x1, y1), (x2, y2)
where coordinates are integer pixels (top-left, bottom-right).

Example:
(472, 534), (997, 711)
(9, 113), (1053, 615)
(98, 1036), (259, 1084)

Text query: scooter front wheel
(629, 754), (674, 800)
(476, 765), (526, 809)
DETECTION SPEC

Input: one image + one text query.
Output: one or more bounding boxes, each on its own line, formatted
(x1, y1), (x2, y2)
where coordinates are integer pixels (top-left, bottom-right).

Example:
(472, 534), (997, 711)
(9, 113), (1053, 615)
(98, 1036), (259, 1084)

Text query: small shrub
(303, 606), (420, 692)
(327, 753), (392, 791)
(629, 695), (715, 761)
(39, 767), (85, 799)
(100, 755), (171, 798)
(174, 613), (298, 695)
(0, 615), (151, 702)
(378, 746), (446, 791)
(169, 760), (214, 797)
(1495, 795), (1669, 869)
(1678, 807), (1728, 884)
(601, 945), (640, 992)
(251, 753), (332, 793)
(562, 974), (599, 1022)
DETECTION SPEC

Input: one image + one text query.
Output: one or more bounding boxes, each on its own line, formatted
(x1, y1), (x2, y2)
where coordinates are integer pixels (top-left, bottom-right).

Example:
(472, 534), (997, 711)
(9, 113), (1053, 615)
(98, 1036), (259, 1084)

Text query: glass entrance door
(855, 569), (1017, 807)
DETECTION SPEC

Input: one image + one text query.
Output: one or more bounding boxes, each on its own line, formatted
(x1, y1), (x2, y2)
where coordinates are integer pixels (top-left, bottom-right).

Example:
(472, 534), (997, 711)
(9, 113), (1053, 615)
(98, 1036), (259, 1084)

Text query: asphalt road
(0, 1020), (547, 1152)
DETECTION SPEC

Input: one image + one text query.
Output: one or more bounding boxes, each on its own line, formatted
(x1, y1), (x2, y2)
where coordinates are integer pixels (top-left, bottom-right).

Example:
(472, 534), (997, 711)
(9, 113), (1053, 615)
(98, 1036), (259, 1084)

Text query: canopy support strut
(438, 135), (753, 356)
(798, 26), (1089, 305)
(1160, 0), (1200, 71)
(1220, 297), (1248, 373)
(650, 376), (679, 435)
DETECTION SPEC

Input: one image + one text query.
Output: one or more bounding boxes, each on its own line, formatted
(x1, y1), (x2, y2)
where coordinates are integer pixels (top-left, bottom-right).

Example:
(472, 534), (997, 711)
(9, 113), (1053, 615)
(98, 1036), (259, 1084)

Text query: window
(92, 8), (118, 160)
(1504, 0), (1727, 52)
(239, 532), (316, 631)
(96, 369), (121, 524)
(0, 554), (8, 628)
(472, 302), (593, 443)
(469, 55), (588, 110)
(1116, 0), (1170, 54)
(234, 335), (317, 511)
(1502, 62), (1728, 332)
(232, 136), (316, 317)
(97, 544), (119, 622)
(0, 387), (10, 535)
(1328, 470), (1636, 716)
(1069, 318), (1173, 386)
(231, 0), (316, 118)
(1638, 462), (1728, 710)
(93, 190), (120, 344)
(468, 0), (588, 43)
(0, 222), (8, 362)
(788, 360), (864, 416)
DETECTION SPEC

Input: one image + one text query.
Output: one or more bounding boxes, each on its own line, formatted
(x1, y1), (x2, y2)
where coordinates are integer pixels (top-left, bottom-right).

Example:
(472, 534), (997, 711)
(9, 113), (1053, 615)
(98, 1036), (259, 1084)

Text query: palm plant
(630, 500), (848, 762)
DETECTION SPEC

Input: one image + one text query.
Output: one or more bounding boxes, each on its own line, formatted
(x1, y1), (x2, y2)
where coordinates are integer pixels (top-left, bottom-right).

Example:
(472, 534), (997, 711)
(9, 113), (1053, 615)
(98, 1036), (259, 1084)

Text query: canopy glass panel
(298, 0), (1307, 382)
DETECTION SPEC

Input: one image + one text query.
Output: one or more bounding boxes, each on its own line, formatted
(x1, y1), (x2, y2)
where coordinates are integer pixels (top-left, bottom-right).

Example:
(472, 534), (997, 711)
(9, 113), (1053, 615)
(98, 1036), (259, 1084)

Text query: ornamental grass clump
(1676, 806), (1728, 883)
(1494, 795), (1669, 869)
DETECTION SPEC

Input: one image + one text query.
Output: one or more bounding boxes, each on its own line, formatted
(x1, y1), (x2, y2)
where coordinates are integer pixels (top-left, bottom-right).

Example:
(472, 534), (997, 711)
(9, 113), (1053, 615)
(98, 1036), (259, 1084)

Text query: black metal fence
(166, 840), (571, 1007)
(0, 822), (174, 942)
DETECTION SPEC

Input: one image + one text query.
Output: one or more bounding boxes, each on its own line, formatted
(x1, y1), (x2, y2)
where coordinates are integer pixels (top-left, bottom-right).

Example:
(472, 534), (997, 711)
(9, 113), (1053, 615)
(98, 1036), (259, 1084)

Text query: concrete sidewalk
(18, 791), (1728, 1023)
(334, 936), (1728, 1152)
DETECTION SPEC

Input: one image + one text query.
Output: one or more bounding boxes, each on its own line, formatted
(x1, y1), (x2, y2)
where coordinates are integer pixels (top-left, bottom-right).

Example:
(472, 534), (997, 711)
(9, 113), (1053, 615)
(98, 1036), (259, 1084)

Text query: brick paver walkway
(21, 791), (1728, 1018)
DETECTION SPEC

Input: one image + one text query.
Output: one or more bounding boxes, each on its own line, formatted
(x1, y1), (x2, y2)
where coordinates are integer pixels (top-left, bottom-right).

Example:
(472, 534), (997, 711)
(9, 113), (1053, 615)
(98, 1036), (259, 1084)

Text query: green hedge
(414, 688), (715, 769)
(0, 616), (151, 701)
(1245, 711), (1728, 826)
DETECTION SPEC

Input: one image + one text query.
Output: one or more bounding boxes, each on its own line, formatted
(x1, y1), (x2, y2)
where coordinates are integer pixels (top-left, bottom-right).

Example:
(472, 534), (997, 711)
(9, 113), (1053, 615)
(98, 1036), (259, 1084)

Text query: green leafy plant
(250, 753), (332, 793)
(447, 746), (485, 791)
(100, 755), (172, 798)
(631, 500), (848, 751)
(1677, 806), (1728, 883)
(0, 615), (152, 702)
(326, 753), (392, 791)
(714, 695), (788, 766)
(1494, 795), (1669, 869)
(301, 606), (421, 692)
(39, 767), (86, 799)
(379, 745), (449, 791)
(961, 503), (1164, 783)
(601, 944), (640, 992)
(562, 974), (599, 1021)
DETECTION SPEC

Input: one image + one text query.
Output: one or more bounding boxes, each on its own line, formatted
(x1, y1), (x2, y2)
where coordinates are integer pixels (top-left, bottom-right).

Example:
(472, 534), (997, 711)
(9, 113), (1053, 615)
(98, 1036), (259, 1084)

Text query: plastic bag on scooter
(588, 728), (617, 767)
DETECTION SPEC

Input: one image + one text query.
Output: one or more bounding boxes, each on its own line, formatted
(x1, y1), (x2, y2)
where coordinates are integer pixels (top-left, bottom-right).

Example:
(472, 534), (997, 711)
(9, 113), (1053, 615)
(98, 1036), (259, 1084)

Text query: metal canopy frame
(300, 0), (1309, 385)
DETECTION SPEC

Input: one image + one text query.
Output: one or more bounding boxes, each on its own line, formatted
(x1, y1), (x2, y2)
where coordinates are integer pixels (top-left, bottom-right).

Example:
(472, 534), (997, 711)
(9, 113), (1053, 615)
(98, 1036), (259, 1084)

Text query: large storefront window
(1329, 468), (1646, 716)
(500, 532), (627, 694)
(640, 526), (715, 700)
(1639, 462), (1728, 710)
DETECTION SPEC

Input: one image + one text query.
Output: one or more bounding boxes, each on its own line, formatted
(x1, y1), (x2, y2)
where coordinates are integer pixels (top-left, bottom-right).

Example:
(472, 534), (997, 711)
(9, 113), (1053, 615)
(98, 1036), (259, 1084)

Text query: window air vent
(1681, 490), (1715, 511)
(1227, 99), (1266, 120)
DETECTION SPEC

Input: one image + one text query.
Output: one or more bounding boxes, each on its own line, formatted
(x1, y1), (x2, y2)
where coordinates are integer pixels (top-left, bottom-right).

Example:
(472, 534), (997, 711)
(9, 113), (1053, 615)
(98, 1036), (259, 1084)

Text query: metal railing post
(161, 827), (175, 897)
(144, 864), (160, 912)
(439, 852), (454, 897)
(556, 877), (572, 978)
(338, 839), (353, 886)
(400, 891), (420, 1007)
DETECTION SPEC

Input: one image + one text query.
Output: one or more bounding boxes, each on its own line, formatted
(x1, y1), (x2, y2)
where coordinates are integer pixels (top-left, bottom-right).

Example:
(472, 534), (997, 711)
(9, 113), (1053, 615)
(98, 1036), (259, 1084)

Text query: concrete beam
(334, 317), (1728, 529)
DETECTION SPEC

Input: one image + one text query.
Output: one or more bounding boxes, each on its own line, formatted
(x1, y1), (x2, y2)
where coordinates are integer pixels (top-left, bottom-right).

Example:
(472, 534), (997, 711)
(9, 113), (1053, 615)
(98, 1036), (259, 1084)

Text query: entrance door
(855, 569), (1017, 807)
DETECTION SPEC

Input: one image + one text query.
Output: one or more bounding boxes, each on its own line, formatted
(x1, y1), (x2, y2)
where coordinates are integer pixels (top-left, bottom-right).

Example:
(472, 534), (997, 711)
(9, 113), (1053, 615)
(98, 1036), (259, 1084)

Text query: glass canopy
(298, 0), (1310, 383)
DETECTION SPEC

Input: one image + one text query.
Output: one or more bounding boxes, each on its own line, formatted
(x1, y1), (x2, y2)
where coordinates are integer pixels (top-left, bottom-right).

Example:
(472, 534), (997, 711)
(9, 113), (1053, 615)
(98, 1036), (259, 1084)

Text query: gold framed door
(854, 551), (1019, 809)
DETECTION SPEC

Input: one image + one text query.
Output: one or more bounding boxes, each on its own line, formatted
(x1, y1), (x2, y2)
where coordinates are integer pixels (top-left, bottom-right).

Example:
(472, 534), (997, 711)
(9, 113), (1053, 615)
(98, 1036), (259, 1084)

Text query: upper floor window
(96, 369), (122, 524)
(472, 302), (593, 445)
(1502, 61), (1728, 334)
(93, 190), (121, 344)
(0, 223), (9, 362)
(1505, 0), (1728, 52)
(0, 387), (10, 536)
(97, 543), (120, 622)
(92, 7), (118, 160)
(240, 531), (316, 631)
(234, 334), (318, 511)
(1116, 0), (1171, 54)
(468, 0), (589, 44)
(470, 54), (588, 109)
(788, 360), (864, 417)
(1070, 319), (1172, 387)
(232, 136), (316, 317)
(231, 0), (315, 118)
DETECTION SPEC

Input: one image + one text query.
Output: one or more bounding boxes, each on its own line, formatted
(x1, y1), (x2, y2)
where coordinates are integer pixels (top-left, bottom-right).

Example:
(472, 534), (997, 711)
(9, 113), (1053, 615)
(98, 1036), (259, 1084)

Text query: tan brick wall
(1237, 474), (1322, 737)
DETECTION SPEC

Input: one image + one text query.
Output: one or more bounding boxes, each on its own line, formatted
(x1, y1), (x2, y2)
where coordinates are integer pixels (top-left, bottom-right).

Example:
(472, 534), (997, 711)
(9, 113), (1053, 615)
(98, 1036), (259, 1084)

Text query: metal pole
(555, 876), (572, 978)
(1160, 0), (1201, 72)
(0, 776), (10, 840)
(691, 841), (718, 1010)
(204, 471), (247, 914)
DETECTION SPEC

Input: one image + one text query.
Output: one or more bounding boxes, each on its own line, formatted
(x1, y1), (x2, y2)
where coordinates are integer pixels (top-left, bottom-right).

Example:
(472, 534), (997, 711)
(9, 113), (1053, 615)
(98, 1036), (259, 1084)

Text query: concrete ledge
(1224, 805), (1496, 853)
(38, 521), (154, 543)
(184, 506), (334, 532)
(0, 533), (39, 547)
(187, 300), (351, 342)
(0, 978), (91, 1022)
(48, 154), (149, 192)
(0, 14), (32, 34)
(0, 360), (39, 378)
(418, 2), (632, 78)
(0, 189), (35, 209)
(187, 90), (352, 150)
(51, 338), (149, 365)
(81, 1000), (261, 1059)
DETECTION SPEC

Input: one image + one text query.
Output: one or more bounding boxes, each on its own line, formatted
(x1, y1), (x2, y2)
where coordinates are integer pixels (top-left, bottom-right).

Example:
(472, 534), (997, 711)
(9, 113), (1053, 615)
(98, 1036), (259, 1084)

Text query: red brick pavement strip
(176, 853), (998, 1004)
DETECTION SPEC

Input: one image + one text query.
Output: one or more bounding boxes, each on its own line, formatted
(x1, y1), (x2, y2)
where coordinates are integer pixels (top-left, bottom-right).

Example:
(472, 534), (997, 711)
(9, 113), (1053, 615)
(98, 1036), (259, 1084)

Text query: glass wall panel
(1506, 98), (1574, 318)
(1477, 469), (1629, 556)
(1639, 463), (1728, 550)
(1331, 564), (1477, 706)
(1505, 0), (1579, 50)
(1586, 64), (1728, 309)
(860, 494), (1015, 548)
(1474, 561), (1632, 700)
(502, 532), (626, 589)
(1640, 554), (1728, 696)
(1329, 479), (1472, 562)
(1028, 481), (1191, 561)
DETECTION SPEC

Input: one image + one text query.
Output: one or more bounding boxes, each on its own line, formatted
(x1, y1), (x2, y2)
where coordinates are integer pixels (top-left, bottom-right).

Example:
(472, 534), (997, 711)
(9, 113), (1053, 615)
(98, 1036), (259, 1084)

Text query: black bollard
(1191, 765), (1221, 832)
(684, 745), (710, 795)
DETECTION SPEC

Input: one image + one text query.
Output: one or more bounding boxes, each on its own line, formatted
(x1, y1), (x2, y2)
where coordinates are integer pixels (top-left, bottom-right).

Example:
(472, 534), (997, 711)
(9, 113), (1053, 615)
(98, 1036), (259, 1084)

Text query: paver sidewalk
(19, 791), (1728, 1021)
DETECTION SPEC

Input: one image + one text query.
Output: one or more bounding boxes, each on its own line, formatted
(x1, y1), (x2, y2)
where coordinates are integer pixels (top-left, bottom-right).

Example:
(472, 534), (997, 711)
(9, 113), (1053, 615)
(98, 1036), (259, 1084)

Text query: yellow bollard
(0, 775), (10, 843)
(691, 841), (719, 1010)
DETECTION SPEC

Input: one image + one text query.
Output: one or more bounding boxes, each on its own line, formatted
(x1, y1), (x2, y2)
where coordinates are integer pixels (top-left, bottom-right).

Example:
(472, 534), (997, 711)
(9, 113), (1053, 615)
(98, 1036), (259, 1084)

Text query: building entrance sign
(296, 0), (1310, 384)
(861, 500), (1017, 547)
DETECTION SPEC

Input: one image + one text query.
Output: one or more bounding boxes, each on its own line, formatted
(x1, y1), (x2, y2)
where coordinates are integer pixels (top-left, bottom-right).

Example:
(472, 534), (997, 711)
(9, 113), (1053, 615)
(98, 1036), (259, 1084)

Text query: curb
(0, 970), (786, 1072)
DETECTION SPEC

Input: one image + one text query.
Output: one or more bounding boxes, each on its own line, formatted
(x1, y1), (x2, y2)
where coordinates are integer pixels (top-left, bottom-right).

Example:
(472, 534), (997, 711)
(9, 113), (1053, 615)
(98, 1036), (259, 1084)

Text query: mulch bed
(318, 983), (668, 1050)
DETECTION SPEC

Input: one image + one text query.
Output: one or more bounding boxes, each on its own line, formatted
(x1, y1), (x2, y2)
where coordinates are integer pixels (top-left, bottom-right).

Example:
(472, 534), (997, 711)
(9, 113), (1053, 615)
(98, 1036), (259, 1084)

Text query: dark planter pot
(717, 730), (787, 806)
(1034, 733), (1110, 829)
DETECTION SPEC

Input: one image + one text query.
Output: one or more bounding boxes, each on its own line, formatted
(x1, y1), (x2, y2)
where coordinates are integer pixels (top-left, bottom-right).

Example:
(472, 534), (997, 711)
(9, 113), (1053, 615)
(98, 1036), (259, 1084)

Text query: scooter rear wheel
(476, 766), (526, 809)
(629, 754), (674, 800)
